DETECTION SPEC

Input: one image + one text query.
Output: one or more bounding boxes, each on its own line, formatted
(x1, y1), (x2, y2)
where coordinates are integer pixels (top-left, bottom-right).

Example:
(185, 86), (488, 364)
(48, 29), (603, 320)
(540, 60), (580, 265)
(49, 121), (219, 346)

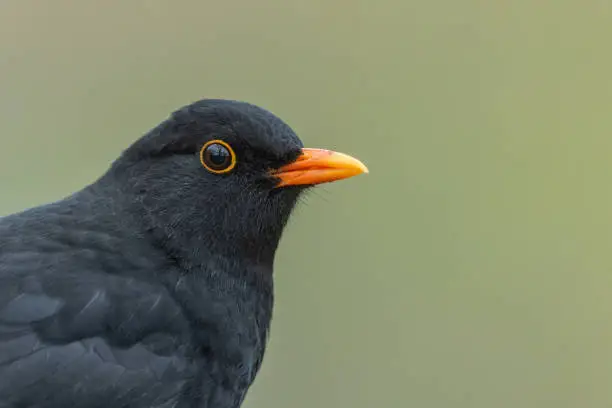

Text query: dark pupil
(205, 143), (231, 169)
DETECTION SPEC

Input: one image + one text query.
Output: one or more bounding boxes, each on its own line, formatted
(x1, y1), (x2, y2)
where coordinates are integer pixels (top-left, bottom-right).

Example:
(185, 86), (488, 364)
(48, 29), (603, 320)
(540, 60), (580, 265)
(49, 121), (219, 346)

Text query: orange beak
(272, 148), (369, 188)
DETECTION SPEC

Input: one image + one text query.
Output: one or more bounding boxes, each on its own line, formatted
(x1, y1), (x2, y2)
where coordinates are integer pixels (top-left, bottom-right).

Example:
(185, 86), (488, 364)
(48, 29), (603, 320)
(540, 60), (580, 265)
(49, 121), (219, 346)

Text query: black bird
(0, 99), (367, 408)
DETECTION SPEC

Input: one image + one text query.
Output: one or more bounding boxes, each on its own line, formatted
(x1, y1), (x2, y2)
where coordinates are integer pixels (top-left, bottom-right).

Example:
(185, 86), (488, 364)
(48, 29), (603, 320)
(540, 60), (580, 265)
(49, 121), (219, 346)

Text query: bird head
(106, 99), (368, 266)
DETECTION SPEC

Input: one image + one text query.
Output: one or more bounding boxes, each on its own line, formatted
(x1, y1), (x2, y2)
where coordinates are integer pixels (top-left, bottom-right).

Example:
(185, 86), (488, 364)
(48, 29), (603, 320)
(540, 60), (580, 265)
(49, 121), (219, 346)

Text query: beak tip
(353, 159), (369, 175)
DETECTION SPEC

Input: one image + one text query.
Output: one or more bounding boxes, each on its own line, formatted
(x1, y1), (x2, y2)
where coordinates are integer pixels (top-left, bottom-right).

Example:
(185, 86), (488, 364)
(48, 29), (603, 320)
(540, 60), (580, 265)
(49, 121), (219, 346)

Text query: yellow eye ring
(199, 140), (237, 174)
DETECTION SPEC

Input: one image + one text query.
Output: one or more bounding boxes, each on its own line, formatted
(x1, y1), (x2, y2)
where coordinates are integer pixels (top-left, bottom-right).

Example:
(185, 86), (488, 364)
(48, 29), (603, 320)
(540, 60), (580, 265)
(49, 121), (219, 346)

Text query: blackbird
(0, 99), (367, 408)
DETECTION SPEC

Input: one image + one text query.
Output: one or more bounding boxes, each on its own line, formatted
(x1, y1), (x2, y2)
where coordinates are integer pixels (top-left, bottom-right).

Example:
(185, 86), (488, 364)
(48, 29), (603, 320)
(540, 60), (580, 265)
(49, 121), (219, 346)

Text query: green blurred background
(2, 1), (612, 407)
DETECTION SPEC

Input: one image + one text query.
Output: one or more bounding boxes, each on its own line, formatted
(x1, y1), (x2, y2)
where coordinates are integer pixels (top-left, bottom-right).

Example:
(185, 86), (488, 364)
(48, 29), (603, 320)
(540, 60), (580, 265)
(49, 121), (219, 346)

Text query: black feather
(0, 99), (306, 408)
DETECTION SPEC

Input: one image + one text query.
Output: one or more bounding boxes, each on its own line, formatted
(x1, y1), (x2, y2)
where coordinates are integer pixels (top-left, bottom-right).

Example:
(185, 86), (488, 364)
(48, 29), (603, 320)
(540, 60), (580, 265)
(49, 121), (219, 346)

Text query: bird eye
(199, 140), (236, 174)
